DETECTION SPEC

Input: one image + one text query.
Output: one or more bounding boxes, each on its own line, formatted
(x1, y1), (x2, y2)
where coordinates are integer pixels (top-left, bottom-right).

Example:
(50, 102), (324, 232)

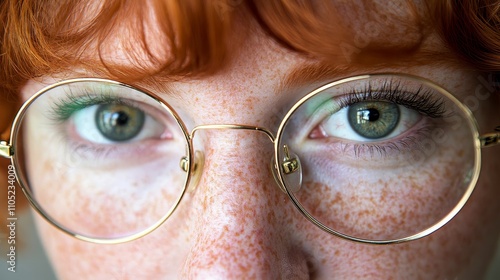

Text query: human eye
(306, 79), (448, 159)
(53, 93), (166, 145)
(26, 81), (185, 164)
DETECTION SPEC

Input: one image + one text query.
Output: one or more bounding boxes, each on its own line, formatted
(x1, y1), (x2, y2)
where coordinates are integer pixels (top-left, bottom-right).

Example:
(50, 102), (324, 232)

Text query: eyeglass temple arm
(480, 126), (500, 148)
(0, 141), (12, 158)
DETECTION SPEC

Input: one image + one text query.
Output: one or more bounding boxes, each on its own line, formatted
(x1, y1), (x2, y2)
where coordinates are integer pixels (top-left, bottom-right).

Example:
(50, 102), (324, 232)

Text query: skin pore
(16, 0), (500, 279)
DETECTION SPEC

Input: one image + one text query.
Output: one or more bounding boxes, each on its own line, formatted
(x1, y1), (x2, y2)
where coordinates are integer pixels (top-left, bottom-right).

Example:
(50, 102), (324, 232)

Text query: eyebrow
(133, 76), (177, 99)
(278, 46), (456, 95)
(277, 63), (352, 94)
(71, 65), (179, 99)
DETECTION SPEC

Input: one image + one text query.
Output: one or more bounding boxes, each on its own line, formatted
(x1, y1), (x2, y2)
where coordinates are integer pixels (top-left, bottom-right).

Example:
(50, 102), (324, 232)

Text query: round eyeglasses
(1, 74), (498, 244)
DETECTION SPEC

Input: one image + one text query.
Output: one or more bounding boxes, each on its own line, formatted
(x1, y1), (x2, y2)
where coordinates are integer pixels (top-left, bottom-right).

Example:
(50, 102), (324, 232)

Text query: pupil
(357, 108), (380, 123)
(113, 112), (129, 126)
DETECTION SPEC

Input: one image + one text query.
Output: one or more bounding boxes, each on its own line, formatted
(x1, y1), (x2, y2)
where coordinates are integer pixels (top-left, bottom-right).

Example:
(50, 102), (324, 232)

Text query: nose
(180, 129), (312, 279)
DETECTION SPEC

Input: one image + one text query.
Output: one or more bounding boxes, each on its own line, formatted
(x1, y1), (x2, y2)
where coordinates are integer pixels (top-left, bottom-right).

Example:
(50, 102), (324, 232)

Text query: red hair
(433, 0), (500, 71)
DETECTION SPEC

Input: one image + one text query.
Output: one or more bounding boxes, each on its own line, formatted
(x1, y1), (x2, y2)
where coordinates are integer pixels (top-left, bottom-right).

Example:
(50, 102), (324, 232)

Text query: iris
(347, 101), (400, 139)
(95, 104), (145, 141)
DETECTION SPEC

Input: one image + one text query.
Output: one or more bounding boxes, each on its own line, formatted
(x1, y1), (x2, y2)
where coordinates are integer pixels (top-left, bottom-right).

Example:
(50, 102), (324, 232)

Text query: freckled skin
(18, 3), (500, 279)
(289, 123), (476, 241)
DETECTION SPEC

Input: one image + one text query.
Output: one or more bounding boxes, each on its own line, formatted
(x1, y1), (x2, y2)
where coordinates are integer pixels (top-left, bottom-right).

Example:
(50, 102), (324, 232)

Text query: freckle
(244, 97), (255, 110)
(267, 212), (273, 224)
(255, 250), (261, 259)
(380, 188), (388, 202)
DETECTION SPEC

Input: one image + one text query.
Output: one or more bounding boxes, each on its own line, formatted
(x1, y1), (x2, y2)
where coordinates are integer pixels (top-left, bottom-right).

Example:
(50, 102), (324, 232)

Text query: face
(17, 0), (500, 278)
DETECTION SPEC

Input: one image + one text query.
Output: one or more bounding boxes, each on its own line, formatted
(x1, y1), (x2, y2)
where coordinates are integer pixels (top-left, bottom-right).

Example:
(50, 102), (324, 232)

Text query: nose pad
(272, 144), (303, 193)
(180, 150), (205, 192)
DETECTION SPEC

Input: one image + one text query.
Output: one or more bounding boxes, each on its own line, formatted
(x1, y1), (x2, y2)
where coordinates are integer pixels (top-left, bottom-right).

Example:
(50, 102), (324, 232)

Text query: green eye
(347, 101), (400, 139)
(95, 104), (145, 141)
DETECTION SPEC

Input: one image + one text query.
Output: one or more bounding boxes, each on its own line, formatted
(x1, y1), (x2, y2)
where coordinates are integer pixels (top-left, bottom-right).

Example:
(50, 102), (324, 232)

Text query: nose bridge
(185, 123), (294, 195)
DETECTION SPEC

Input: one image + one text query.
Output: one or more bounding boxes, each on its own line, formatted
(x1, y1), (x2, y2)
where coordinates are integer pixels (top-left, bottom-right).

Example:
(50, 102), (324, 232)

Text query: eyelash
(50, 92), (132, 122)
(335, 80), (447, 119)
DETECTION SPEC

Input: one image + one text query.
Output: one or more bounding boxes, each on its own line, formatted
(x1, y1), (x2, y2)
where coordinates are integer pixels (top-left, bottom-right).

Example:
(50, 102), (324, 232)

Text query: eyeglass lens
(276, 75), (478, 241)
(13, 81), (190, 240)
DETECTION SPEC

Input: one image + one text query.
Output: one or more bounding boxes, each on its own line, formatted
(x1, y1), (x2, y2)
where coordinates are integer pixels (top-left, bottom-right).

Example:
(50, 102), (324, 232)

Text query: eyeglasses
(1, 73), (499, 245)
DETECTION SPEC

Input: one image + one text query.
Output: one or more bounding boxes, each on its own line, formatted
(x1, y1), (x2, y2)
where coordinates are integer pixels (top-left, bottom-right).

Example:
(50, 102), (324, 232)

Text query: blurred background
(0, 210), (56, 280)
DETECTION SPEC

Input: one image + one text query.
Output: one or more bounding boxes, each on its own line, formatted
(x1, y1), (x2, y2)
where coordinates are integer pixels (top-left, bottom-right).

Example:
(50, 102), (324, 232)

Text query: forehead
(332, 0), (426, 44)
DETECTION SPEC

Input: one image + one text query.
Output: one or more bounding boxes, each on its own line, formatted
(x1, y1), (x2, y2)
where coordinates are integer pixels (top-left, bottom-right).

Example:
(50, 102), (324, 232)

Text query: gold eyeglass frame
(1, 73), (499, 245)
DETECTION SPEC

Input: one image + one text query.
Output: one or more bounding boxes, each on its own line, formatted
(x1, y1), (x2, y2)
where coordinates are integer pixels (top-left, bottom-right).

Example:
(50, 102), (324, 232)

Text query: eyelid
(338, 87), (447, 118)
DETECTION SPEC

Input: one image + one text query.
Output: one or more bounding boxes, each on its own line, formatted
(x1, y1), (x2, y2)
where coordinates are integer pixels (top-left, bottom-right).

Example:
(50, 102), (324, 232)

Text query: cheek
(30, 165), (184, 238)
(288, 164), (499, 279)
(292, 147), (499, 278)
(291, 133), (477, 241)
(34, 212), (189, 279)
(21, 103), (194, 278)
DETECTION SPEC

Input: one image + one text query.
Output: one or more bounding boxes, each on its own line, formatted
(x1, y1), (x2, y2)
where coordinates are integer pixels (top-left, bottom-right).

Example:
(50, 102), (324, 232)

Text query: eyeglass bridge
(175, 125), (303, 193)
